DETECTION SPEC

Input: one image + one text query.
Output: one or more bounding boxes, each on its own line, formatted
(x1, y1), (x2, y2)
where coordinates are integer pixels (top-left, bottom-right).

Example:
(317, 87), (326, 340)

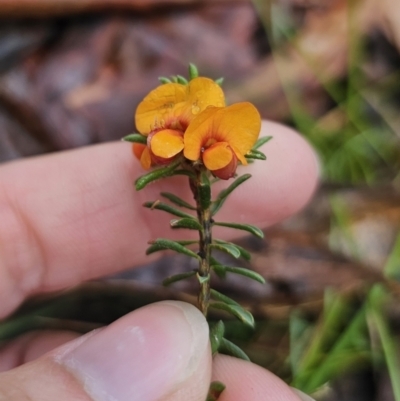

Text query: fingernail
(55, 301), (209, 401)
(292, 388), (316, 401)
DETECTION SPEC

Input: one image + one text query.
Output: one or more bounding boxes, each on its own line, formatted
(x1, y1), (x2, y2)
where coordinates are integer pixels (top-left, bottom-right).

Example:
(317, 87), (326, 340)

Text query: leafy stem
(190, 168), (213, 316)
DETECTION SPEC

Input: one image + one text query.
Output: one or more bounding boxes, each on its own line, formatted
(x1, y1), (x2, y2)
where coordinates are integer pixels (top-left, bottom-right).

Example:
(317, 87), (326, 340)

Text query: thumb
(0, 301), (211, 401)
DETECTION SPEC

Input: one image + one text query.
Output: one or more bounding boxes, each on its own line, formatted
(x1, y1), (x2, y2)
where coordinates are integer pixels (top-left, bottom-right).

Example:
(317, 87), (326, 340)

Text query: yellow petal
(184, 103), (260, 161)
(203, 142), (233, 170)
(186, 77), (225, 116)
(135, 83), (187, 134)
(140, 147), (152, 169)
(151, 129), (184, 158)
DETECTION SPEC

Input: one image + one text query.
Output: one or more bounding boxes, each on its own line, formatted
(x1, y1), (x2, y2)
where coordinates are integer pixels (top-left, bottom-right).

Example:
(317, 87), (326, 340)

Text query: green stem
(190, 169), (212, 316)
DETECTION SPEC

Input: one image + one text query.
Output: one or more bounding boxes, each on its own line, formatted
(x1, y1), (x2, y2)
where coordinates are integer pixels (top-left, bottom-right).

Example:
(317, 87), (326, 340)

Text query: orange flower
(134, 77), (225, 169)
(183, 102), (261, 179)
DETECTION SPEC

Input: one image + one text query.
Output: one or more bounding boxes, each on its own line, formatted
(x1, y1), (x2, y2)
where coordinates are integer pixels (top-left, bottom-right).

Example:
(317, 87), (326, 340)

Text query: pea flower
(183, 102), (261, 179)
(133, 77), (225, 169)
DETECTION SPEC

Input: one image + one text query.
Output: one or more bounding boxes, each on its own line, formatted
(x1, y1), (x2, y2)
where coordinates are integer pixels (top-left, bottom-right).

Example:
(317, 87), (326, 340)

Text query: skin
(0, 120), (318, 401)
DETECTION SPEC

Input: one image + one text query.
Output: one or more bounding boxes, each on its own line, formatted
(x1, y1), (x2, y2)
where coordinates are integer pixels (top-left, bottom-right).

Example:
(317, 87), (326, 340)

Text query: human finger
(0, 301), (211, 401)
(0, 120), (318, 317)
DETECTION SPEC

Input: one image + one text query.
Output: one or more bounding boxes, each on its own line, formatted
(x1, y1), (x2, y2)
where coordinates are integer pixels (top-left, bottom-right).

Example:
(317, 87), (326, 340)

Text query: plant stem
(190, 169), (212, 316)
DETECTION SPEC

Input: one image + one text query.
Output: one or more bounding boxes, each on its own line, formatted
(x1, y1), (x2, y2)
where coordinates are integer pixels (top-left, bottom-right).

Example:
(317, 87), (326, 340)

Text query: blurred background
(1, 0), (400, 400)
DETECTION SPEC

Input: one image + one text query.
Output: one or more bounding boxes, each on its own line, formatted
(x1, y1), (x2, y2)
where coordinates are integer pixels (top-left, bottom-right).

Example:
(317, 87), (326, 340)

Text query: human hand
(0, 120), (318, 400)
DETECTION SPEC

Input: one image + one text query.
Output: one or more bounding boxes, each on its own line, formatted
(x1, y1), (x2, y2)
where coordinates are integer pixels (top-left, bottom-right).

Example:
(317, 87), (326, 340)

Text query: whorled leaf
(170, 218), (203, 231)
(210, 320), (225, 354)
(160, 192), (196, 210)
(211, 265), (265, 284)
(135, 160), (181, 190)
(210, 289), (240, 306)
(220, 338), (250, 362)
(143, 201), (194, 219)
(211, 174), (251, 215)
(188, 63), (199, 80)
(177, 75), (188, 85)
(158, 77), (172, 84)
(146, 238), (200, 259)
(213, 239), (251, 261)
(122, 133), (147, 144)
(253, 136), (272, 150)
(245, 149), (267, 161)
(210, 302), (255, 329)
(211, 242), (241, 259)
(206, 381), (226, 401)
(213, 221), (264, 239)
(162, 271), (197, 286)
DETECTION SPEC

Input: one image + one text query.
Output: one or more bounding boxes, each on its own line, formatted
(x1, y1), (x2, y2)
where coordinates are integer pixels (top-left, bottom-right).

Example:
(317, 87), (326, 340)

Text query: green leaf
(210, 321), (225, 354)
(253, 136), (272, 150)
(188, 63), (199, 80)
(158, 76), (172, 84)
(197, 272), (210, 284)
(211, 174), (251, 215)
(211, 242), (241, 259)
(245, 149), (267, 161)
(170, 75), (178, 83)
(177, 75), (188, 85)
(220, 338), (250, 361)
(146, 238), (200, 259)
(213, 265), (265, 284)
(199, 172), (211, 209)
(213, 221), (264, 239)
(210, 289), (240, 306)
(175, 240), (198, 246)
(210, 301), (255, 328)
(206, 381), (226, 401)
(169, 169), (196, 179)
(215, 77), (224, 86)
(214, 240), (251, 261)
(143, 201), (194, 219)
(162, 271), (197, 286)
(135, 160), (181, 190)
(160, 192), (196, 210)
(122, 133), (147, 144)
(170, 218), (202, 231)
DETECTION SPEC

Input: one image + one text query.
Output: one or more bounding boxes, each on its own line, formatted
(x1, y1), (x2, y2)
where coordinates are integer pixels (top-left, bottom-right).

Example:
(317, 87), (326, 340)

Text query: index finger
(0, 121), (318, 317)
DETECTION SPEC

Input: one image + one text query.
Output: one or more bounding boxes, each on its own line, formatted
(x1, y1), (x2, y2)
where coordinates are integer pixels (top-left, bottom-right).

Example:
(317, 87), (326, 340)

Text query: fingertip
(212, 354), (303, 401)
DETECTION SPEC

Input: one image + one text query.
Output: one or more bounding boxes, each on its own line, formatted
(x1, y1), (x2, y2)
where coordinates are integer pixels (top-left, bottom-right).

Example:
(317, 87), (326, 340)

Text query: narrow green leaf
(143, 201), (194, 219)
(158, 76), (172, 84)
(175, 240), (198, 246)
(122, 133), (147, 144)
(146, 238), (200, 259)
(212, 264), (226, 279)
(160, 192), (196, 210)
(214, 240), (251, 261)
(214, 221), (264, 239)
(210, 321), (225, 354)
(253, 136), (272, 150)
(135, 160), (181, 190)
(211, 174), (251, 215)
(162, 271), (197, 286)
(206, 381), (226, 401)
(199, 172), (211, 209)
(170, 218), (202, 230)
(245, 149), (267, 160)
(220, 338), (250, 361)
(177, 75), (188, 85)
(210, 289), (240, 306)
(215, 77), (224, 86)
(188, 63), (199, 80)
(210, 301), (255, 328)
(218, 266), (265, 284)
(211, 243), (241, 259)
(170, 75), (178, 83)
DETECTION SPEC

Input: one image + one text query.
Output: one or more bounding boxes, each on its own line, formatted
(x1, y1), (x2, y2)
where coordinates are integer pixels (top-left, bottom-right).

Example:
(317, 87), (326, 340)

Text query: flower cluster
(131, 75), (261, 180)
